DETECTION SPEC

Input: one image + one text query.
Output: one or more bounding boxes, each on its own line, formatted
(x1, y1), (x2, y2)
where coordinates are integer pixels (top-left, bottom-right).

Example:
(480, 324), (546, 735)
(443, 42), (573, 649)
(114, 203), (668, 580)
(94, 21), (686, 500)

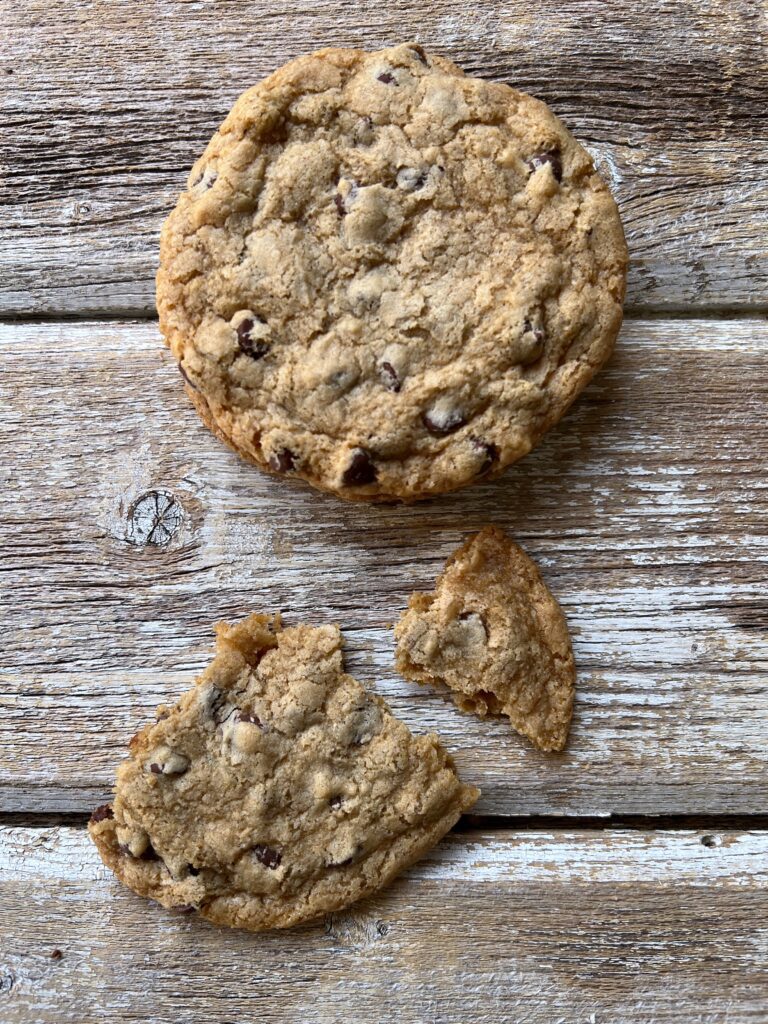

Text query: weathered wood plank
(1, 0), (767, 314)
(2, 826), (767, 1023)
(1, 319), (766, 814)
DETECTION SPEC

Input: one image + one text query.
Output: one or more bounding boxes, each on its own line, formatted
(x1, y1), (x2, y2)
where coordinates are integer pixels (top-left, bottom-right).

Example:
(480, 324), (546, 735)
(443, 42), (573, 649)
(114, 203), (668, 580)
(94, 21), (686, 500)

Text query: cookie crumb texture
(88, 614), (478, 931)
(394, 526), (575, 751)
(158, 43), (627, 502)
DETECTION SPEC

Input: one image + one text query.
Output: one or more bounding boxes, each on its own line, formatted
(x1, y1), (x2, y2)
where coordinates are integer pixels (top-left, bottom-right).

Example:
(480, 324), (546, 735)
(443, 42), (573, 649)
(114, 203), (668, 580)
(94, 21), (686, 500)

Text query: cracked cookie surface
(89, 613), (478, 931)
(157, 42), (627, 501)
(394, 526), (575, 751)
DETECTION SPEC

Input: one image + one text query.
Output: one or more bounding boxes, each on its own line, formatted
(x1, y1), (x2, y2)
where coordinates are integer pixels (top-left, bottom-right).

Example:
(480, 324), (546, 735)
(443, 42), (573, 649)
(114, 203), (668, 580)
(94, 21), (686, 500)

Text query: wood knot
(126, 490), (184, 547)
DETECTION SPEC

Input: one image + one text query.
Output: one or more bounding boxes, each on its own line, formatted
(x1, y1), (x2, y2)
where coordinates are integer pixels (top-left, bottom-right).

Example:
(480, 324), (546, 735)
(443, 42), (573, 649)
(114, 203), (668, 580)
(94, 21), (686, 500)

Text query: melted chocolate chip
(269, 447), (296, 474)
(90, 804), (113, 823)
(409, 44), (429, 65)
(149, 763), (163, 775)
(396, 167), (429, 192)
(471, 437), (499, 474)
(253, 844), (282, 869)
(380, 360), (401, 392)
(329, 795), (344, 809)
(422, 407), (467, 436)
(178, 362), (198, 392)
(342, 448), (377, 486)
(528, 148), (563, 183)
(236, 710), (263, 728)
(376, 71), (396, 84)
(236, 316), (270, 360)
(523, 318), (545, 339)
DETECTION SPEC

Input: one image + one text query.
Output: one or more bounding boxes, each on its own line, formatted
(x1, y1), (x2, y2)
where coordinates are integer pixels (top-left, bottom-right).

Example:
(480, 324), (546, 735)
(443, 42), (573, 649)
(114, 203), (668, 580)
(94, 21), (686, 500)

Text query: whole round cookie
(158, 43), (627, 502)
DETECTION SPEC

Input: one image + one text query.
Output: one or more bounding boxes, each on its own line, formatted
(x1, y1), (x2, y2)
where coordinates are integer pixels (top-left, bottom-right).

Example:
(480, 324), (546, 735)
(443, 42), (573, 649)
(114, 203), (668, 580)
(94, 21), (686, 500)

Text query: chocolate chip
(178, 362), (198, 392)
(408, 44), (429, 65)
(236, 710), (263, 728)
(149, 750), (190, 776)
(342, 448), (377, 486)
(376, 71), (396, 84)
(120, 841), (160, 862)
(329, 795), (344, 809)
(90, 804), (113, 823)
(380, 360), (401, 392)
(395, 167), (428, 192)
(327, 844), (362, 868)
(268, 447), (296, 474)
(458, 610), (488, 640)
(471, 437), (499, 474)
(253, 844), (282, 869)
(334, 180), (359, 216)
(350, 702), (382, 745)
(521, 318), (546, 364)
(329, 854), (355, 868)
(201, 685), (228, 723)
(422, 405), (467, 436)
(528, 148), (563, 183)
(236, 316), (270, 360)
(191, 168), (217, 190)
(353, 116), (375, 145)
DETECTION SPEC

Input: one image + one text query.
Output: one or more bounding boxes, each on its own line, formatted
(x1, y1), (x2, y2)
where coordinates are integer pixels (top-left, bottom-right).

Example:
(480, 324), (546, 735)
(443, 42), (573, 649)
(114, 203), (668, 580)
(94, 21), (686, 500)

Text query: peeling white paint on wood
(1, 0), (767, 314)
(1, 827), (767, 1024)
(2, 827), (767, 887)
(1, 318), (766, 815)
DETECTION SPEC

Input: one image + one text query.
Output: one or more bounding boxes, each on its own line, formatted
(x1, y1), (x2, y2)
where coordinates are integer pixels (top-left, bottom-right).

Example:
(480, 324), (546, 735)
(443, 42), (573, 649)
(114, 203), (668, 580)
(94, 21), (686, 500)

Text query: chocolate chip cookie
(157, 42), (627, 502)
(89, 613), (478, 930)
(394, 526), (575, 751)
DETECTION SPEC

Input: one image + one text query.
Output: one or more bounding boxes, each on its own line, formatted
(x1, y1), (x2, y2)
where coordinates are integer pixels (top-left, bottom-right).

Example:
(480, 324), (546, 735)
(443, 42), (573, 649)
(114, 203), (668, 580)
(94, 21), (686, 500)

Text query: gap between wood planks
(1, 306), (768, 325)
(5, 812), (768, 832)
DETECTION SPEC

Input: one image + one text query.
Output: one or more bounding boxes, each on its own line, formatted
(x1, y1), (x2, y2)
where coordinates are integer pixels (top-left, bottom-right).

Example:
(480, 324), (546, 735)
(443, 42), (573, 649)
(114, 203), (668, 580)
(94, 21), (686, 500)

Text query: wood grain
(1, 318), (766, 815)
(2, 0), (767, 315)
(1, 826), (767, 1023)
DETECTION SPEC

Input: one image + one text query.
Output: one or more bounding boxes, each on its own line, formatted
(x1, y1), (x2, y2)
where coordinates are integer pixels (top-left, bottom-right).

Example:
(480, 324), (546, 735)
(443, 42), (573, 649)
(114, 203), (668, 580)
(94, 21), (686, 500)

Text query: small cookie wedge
(89, 614), (478, 931)
(395, 526), (575, 752)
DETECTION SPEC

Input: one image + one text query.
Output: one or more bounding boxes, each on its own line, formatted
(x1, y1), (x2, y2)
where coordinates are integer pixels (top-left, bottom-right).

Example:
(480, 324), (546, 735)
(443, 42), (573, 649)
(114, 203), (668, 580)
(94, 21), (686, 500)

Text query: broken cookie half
(395, 526), (575, 752)
(89, 613), (478, 931)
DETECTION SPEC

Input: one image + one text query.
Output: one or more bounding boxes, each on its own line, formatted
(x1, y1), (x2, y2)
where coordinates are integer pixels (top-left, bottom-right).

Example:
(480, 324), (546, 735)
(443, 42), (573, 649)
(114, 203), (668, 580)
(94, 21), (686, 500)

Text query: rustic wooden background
(2, 2), (767, 1021)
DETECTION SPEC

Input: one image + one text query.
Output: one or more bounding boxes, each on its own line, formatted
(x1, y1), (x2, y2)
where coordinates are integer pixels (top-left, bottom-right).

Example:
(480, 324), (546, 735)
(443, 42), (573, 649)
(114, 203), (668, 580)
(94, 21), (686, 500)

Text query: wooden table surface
(2, 2), (767, 1021)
